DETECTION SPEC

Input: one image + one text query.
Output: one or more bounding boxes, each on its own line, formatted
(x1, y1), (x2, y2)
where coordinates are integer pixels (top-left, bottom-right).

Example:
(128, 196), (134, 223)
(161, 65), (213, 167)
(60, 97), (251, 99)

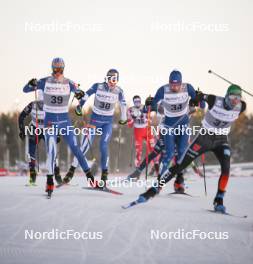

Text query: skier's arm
(187, 84), (206, 109)
(127, 107), (134, 128)
(119, 89), (127, 122)
(240, 101), (246, 114)
(23, 78), (46, 93)
(18, 102), (33, 132)
(79, 83), (98, 108)
(144, 86), (164, 112)
(151, 86), (164, 110)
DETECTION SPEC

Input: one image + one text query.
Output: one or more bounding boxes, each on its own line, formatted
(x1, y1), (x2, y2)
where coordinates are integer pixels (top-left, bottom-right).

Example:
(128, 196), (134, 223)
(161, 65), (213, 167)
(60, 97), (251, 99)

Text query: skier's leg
(61, 120), (94, 184)
(213, 143), (231, 212)
(54, 136), (62, 184)
(147, 130), (156, 175)
(134, 128), (143, 168)
(28, 134), (37, 183)
(141, 134), (210, 201)
(64, 130), (95, 183)
(174, 133), (189, 193)
(159, 133), (175, 176)
(100, 123), (113, 185)
(127, 135), (163, 180)
(45, 131), (57, 193)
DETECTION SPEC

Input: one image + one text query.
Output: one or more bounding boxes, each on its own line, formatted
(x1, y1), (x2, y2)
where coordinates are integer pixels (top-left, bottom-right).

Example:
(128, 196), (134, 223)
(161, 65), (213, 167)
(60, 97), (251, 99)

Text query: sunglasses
(229, 94), (241, 100)
(53, 67), (64, 73)
(106, 76), (118, 83)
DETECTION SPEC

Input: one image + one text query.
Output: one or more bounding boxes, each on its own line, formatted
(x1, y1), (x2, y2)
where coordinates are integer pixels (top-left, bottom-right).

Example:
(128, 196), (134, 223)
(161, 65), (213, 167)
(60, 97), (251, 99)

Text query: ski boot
(101, 169), (108, 188)
(54, 166), (63, 185)
(63, 165), (76, 184)
(173, 173), (185, 193)
(213, 191), (226, 213)
(86, 170), (101, 189)
(126, 168), (141, 181)
(46, 175), (54, 198)
(29, 168), (37, 186)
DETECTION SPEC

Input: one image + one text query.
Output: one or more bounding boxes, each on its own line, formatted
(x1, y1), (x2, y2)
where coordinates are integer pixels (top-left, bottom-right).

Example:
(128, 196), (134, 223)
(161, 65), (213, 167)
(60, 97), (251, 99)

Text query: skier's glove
(74, 89), (85, 100)
(75, 105), (82, 116)
(118, 120), (127, 125)
(19, 130), (26, 140)
(145, 96), (154, 106)
(28, 78), (38, 87)
(189, 91), (204, 106)
(195, 90), (204, 101)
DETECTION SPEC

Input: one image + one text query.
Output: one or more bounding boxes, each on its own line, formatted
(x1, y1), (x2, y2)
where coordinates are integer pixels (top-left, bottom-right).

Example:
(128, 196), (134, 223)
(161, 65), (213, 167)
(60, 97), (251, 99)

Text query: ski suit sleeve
(79, 83), (98, 108)
(119, 88), (127, 121)
(18, 102), (33, 132)
(23, 78), (46, 93)
(127, 107), (134, 128)
(240, 101), (246, 114)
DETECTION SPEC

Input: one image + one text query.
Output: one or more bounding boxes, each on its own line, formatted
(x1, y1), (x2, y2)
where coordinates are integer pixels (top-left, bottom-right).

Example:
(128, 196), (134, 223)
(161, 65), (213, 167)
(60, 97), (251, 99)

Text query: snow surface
(0, 175), (252, 264)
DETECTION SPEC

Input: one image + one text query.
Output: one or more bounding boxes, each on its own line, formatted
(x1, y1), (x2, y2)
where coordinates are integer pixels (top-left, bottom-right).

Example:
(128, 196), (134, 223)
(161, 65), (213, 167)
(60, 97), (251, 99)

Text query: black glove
(145, 96), (154, 106)
(19, 130), (25, 140)
(195, 90), (204, 102)
(56, 135), (61, 144)
(118, 120), (127, 125)
(28, 78), (38, 87)
(74, 89), (85, 100)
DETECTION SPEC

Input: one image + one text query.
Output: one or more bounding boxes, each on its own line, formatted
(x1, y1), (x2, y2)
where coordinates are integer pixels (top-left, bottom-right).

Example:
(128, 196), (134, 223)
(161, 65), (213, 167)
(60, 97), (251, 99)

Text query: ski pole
(208, 70), (253, 97)
(34, 87), (40, 172)
(116, 126), (122, 172)
(201, 154), (207, 196)
(145, 105), (151, 183)
(129, 130), (134, 167)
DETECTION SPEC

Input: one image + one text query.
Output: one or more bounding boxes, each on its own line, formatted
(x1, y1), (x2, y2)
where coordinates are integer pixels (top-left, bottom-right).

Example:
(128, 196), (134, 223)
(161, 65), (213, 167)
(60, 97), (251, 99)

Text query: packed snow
(0, 173), (252, 264)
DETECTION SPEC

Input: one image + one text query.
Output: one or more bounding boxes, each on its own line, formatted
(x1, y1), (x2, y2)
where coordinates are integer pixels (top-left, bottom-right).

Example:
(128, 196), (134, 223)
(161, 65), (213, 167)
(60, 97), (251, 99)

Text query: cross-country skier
(126, 99), (200, 189)
(23, 57), (97, 197)
(137, 70), (204, 192)
(127, 95), (158, 172)
(63, 69), (127, 186)
(18, 93), (62, 185)
(136, 84), (246, 213)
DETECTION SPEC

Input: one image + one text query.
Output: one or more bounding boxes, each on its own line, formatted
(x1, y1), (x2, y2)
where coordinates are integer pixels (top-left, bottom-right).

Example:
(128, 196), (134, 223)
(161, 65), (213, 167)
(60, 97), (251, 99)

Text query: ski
(56, 183), (79, 188)
(82, 186), (123, 195)
(168, 191), (196, 197)
(121, 196), (147, 209)
(207, 209), (247, 219)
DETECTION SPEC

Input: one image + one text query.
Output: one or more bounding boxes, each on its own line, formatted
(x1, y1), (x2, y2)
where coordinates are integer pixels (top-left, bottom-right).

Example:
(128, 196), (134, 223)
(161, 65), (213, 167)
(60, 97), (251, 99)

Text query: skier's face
(106, 74), (118, 88)
(133, 99), (141, 108)
(52, 67), (64, 78)
(170, 83), (181, 92)
(229, 94), (241, 107)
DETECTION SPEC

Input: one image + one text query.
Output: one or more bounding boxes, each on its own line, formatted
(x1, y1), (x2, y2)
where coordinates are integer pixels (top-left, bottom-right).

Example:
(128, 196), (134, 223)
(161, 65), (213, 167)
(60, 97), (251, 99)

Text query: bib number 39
(51, 96), (63, 104)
